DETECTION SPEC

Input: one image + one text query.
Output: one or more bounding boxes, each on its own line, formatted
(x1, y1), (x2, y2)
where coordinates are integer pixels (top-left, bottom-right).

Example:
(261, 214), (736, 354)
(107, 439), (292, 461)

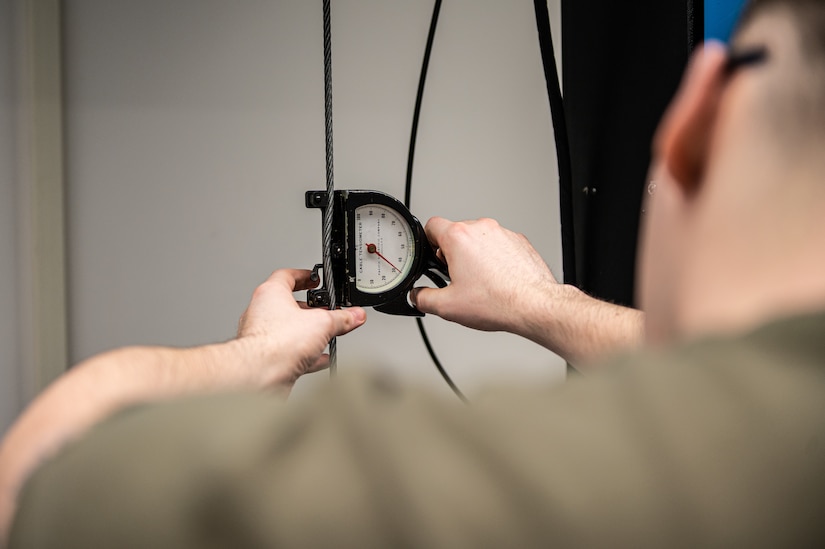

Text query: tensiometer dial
(354, 204), (415, 293)
(306, 189), (448, 316)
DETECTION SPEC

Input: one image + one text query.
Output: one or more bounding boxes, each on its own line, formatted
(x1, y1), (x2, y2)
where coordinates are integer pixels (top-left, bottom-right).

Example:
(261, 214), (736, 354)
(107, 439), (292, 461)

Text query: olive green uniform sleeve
(10, 314), (825, 548)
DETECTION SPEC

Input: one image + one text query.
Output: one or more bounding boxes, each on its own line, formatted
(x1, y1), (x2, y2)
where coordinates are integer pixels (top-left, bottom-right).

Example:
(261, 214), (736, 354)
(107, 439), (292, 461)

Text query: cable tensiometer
(306, 189), (449, 317)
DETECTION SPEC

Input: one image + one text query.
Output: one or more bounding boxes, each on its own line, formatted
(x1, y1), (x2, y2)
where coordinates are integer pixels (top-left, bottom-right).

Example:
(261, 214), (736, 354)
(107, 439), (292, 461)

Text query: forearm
(523, 284), (645, 367)
(0, 267), (366, 545)
(0, 339), (264, 543)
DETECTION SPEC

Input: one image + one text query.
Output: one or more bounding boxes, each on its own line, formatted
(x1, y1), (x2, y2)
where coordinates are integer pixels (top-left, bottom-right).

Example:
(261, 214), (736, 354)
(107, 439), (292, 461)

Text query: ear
(653, 42), (730, 195)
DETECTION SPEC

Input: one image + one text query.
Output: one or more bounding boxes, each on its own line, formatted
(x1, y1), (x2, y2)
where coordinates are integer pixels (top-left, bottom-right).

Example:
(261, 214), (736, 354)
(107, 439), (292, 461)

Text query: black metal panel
(561, 0), (692, 306)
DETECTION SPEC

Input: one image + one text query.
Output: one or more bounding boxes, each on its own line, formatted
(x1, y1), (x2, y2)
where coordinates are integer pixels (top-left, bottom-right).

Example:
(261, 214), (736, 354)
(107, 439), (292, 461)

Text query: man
(2, 0), (825, 545)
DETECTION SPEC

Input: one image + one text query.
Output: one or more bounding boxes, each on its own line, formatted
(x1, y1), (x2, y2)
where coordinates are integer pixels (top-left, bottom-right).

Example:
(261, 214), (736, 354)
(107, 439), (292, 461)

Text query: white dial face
(354, 204), (415, 294)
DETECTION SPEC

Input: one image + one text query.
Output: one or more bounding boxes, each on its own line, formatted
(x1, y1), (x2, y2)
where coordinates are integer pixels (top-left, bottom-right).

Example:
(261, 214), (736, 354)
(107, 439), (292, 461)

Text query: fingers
(423, 216), (453, 248)
(326, 307), (368, 338)
(425, 217), (501, 246)
(307, 354), (330, 374)
(265, 269), (320, 293)
(410, 286), (442, 316)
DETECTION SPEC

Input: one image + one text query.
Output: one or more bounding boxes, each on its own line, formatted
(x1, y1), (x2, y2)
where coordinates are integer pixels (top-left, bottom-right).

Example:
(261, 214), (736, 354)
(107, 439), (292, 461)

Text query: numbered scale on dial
(305, 190), (449, 317)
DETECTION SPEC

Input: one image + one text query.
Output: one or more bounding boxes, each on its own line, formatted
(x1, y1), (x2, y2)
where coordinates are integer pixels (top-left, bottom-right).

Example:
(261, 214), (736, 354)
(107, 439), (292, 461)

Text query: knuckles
(476, 217), (500, 229)
(251, 282), (274, 302)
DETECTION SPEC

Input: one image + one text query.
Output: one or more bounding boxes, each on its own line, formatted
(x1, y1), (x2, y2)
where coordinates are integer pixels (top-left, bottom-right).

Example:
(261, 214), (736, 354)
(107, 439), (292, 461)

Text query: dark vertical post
(561, 0), (691, 306)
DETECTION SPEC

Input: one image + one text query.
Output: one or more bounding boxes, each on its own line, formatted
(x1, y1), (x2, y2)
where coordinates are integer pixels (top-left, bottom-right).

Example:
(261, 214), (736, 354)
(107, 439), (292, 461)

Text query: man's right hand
(412, 217), (644, 366)
(412, 217), (562, 337)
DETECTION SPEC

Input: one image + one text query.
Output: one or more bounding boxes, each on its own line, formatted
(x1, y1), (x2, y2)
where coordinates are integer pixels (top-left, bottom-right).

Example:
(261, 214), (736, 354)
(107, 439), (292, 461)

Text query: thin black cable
(534, 1), (578, 377)
(404, 0), (467, 404)
(404, 0), (441, 208)
(533, 0), (576, 287)
(417, 316), (467, 403)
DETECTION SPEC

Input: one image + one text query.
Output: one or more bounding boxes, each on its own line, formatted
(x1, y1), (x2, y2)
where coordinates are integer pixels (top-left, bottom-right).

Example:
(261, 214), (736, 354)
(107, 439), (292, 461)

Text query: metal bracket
(307, 263), (330, 307)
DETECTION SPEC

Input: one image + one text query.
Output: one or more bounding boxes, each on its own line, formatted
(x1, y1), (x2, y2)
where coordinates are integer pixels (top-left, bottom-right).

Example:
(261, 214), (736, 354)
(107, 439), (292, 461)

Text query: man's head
(737, 0), (825, 138)
(638, 0), (825, 345)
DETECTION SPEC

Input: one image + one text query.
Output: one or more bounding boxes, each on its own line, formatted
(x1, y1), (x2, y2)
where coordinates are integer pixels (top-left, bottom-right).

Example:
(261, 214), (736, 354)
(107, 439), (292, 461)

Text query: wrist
(522, 284), (645, 366)
(223, 335), (309, 395)
(520, 283), (583, 356)
(203, 337), (280, 391)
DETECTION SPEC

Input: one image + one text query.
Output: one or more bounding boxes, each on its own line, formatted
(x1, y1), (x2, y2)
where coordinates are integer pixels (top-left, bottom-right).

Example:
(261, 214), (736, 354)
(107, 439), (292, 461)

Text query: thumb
(327, 307), (367, 337)
(411, 287), (443, 316)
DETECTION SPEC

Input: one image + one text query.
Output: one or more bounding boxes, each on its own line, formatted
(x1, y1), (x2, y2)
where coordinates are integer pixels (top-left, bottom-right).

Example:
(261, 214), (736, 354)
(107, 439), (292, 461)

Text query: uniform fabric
(10, 312), (825, 547)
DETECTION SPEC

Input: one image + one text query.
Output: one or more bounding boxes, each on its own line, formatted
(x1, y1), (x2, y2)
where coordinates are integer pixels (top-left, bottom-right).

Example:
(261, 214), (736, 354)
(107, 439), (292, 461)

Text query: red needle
(366, 243), (400, 272)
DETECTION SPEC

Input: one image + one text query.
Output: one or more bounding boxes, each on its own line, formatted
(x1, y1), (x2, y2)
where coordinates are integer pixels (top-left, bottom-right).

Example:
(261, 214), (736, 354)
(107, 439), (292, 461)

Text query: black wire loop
(404, 0), (468, 404)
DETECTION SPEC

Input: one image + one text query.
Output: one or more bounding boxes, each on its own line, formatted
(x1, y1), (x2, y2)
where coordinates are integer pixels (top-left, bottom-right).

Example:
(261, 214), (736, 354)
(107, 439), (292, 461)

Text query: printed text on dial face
(355, 205), (415, 293)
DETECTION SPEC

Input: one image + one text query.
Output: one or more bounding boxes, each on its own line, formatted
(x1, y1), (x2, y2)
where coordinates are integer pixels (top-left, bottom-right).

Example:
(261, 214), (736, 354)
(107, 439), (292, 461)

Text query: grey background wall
(0, 0), (21, 434)
(63, 0), (565, 400)
(2, 0), (565, 434)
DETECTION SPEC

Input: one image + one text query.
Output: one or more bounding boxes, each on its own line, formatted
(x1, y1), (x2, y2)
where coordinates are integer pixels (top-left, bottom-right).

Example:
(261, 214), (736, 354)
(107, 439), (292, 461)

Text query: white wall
(0, 0), (21, 434)
(63, 0), (565, 399)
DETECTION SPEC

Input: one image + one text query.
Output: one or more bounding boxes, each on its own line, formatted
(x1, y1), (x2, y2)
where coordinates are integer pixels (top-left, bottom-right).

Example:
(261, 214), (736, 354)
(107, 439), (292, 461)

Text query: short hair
(736, 0), (825, 139)
(739, 0), (825, 60)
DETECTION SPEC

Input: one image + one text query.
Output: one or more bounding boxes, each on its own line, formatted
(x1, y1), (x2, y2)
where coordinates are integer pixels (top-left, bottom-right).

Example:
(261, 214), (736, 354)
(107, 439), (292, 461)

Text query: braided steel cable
(322, 0), (338, 375)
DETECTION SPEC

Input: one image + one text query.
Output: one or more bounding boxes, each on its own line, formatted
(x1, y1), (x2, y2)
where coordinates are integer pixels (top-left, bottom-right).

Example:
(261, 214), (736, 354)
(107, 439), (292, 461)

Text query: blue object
(706, 0), (749, 42)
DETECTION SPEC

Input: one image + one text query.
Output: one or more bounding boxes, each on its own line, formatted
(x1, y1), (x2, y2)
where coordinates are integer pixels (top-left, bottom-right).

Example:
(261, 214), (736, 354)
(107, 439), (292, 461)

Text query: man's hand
(412, 217), (644, 366)
(236, 269), (366, 390)
(412, 217), (561, 336)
